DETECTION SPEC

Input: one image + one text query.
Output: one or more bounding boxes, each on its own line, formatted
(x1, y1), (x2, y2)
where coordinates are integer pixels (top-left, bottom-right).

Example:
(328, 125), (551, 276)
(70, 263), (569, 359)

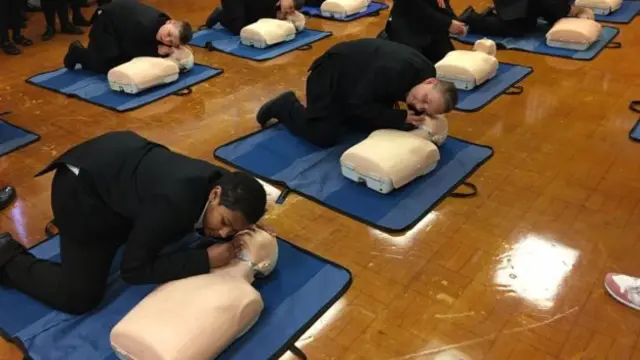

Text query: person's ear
(209, 186), (221, 203)
(424, 78), (438, 85)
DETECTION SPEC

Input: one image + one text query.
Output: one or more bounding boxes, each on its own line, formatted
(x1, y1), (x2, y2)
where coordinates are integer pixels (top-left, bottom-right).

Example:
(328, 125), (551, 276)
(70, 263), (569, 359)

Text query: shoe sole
(257, 92), (293, 127)
(0, 190), (16, 212)
(604, 282), (640, 311)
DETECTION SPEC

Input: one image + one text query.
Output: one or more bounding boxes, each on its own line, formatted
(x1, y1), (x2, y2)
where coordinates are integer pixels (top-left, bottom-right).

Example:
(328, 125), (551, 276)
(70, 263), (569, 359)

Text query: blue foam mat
(630, 120), (640, 141)
(214, 125), (493, 232)
(595, 1), (640, 23)
(189, 25), (332, 61)
(453, 24), (620, 60)
(301, 1), (389, 21)
(0, 116), (40, 157)
(0, 234), (352, 360)
(456, 63), (532, 112)
(26, 64), (223, 112)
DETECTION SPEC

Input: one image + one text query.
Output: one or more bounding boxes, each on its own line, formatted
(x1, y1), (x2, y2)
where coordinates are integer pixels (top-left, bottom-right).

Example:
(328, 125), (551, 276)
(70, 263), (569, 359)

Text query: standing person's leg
(9, 0), (32, 49)
(0, 0), (21, 55)
(54, 0), (83, 34)
(41, 0), (58, 40)
(70, 0), (90, 26)
(256, 61), (343, 148)
(0, 166), (130, 314)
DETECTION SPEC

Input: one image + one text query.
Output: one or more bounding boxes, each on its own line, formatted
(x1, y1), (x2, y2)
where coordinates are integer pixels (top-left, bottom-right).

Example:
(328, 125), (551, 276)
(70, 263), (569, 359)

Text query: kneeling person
(204, 0), (305, 35)
(63, 0), (194, 74)
(256, 38), (458, 148)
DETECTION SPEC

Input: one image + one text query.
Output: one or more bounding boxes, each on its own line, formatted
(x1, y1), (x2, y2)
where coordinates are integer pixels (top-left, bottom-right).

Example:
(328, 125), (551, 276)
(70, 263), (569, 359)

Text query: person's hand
(449, 20), (467, 36)
(406, 112), (425, 126)
(207, 242), (241, 268)
(436, 0), (446, 9)
(279, 0), (295, 15)
(158, 45), (174, 56)
(577, 7), (595, 20)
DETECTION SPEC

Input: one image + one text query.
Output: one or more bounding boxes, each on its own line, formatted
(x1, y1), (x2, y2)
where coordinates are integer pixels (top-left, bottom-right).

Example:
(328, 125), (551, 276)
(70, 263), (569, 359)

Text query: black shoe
(458, 6), (477, 23)
(204, 7), (223, 29)
(1, 41), (21, 55)
(45, 219), (59, 238)
(0, 233), (25, 270)
(73, 11), (91, 27)
(64, 40), (83, 69)
(0, 186), (16, 210)
(13, 34), (33, 46)
(256, 91), (295, 127)
(61, 24), (84, 35)
(42, 26), (56, 41)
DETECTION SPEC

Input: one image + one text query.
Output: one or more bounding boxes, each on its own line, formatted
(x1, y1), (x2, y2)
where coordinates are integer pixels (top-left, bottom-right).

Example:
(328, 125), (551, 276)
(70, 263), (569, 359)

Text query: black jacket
(89, 0), (169, 63)
(220, 0), (279, 34)
(310, 38), (436, 130)
(385, 0), (455, 49)
(36, 131), (230, 284)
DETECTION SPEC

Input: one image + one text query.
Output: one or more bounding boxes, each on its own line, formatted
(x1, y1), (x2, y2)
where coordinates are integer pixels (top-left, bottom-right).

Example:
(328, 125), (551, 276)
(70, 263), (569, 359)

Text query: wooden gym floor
(1, 0), (640, 358)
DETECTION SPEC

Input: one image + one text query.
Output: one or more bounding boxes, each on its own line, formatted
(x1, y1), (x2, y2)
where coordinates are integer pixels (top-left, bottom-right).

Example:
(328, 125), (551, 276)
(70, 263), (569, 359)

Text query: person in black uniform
(0, 131), (268, 314)
(41, 0), (84, 41)
(203, 0), (304, 35)
(256, 38), (458, 148)
(0, 0), (33, 55)
(63, 0), (194, 74)
(378, 0), (466, 63)
(459, 0), (593, 37)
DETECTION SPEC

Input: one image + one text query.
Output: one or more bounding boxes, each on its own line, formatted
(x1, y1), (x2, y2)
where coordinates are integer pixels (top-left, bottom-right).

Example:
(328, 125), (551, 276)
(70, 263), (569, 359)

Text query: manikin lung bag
(545, 17), (602, 51)
(320, 0), (371, 19)
(340, 114), (447, 194)
(240, 11), (306, 49)
(435, 39), (499, 91)
(107, 46), (195, 95)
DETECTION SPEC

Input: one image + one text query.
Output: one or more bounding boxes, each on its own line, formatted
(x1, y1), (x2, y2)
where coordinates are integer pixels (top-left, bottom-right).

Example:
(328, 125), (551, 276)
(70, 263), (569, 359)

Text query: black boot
(64, 40), (83, 69)
(203, 7), (223, 29)
(60, 23), (84, 35)
(256, 91), (296, 127)
(0, 233), (25, 270)
(42, 26), (56, 41)
(1, 41), (21, 55)
(13, 32), (33, 47)
(0, 186), (16, 210)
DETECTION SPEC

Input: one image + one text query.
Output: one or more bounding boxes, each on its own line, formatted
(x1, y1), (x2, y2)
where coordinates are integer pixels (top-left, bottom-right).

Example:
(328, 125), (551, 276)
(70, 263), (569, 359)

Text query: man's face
(202, 186), (251, 239)
(157, 20), (181, 47)
(406, 79), (446, 116)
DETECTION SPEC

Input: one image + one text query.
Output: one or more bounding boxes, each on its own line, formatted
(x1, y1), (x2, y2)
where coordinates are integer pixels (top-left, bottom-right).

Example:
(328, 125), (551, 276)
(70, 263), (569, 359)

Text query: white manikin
(107, 46), (195, 95)
(545, 17), (602, 51)
(435, 38), (499, 91)
(110, 228), (279, 360)
(574, 0), (621, 15)
(340, 114), (448, 194)
(240, 11), (306, 49)
(320, 0), (371, 19)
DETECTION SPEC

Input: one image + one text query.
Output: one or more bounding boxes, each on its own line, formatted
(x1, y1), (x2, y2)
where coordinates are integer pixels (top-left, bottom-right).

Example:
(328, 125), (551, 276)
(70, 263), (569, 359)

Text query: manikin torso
(110, 229), (278, 360)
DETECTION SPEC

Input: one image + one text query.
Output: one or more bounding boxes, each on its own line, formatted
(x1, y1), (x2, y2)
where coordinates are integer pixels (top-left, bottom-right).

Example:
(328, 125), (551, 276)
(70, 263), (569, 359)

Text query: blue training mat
(26, 64), (223, 113)
(0, 114), (40, 157)
(630, 120), (640, 141)
(301, 1), (389, 21)
(189, 25), (332, 61)
(452, 23), (620, 60)
(595, 1), (640, 23)
(214, 125), (493, 232)
(456, 62), (532, 112)
(0, 234), (352, 360)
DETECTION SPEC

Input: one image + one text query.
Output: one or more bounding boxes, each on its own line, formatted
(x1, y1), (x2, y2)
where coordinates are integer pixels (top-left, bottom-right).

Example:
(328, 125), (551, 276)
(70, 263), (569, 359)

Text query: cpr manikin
(340, 114), (447, 194)
(434, 39), (499, 91)
(545, 17), (602, 51)
(240, 11), (306, 48)
(110, 228), (279, 360)
(320, 0), (371, 19)
(108, 46), (195, 95)
(574, 0), (622, 16)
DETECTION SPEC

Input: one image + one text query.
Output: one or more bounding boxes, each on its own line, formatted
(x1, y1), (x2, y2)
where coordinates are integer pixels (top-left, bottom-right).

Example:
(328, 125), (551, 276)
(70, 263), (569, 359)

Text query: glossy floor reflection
(1, 0), (640, 358)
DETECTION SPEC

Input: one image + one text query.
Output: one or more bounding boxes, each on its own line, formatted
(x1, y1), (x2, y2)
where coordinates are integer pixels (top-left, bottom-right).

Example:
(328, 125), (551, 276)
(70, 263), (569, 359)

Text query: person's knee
(308, 132), (339, 148)
(56, 284), (105, 314)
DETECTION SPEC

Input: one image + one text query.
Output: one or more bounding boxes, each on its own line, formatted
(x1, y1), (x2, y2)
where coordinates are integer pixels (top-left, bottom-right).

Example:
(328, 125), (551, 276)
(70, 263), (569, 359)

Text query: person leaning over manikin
(256, 38), (458, 148)
(0, 130), (268, 315)
(63, 0), (194, 74)
(458, 0), (594, 37)
(203, 0), (305, 35)
(378, 0), (466, 63)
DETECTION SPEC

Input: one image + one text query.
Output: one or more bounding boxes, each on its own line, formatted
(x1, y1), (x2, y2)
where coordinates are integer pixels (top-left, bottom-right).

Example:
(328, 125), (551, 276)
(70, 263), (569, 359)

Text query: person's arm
(120, 199), (210, 284)
(412, 0), (454, 33)
(350, 104), (412, 131)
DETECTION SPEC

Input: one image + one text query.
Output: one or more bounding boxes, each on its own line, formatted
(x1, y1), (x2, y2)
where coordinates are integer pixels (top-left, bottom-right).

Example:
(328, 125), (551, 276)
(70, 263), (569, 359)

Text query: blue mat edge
(24, 64), (224, 113)
(0, 113), (41, 157)
(192, 29), (333, 62)
(302, 1), (389, 21)
(2, 233), (354, 360)
(212, 126), (495, 233)
(456, 62), (533, 113)
(630, 101), (640, 142)
(451, 26), (621, 61)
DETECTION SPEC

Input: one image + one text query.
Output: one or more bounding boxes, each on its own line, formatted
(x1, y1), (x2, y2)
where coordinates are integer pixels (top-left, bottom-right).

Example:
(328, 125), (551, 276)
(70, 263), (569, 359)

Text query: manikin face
(406, 78), (447, 116)
(202, 186), (251, 239)
(157, 20), (181, 47)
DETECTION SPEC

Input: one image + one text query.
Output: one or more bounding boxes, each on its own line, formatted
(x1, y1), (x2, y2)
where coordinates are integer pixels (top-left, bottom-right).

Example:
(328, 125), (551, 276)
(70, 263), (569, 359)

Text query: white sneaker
(604, 273), (640, 311)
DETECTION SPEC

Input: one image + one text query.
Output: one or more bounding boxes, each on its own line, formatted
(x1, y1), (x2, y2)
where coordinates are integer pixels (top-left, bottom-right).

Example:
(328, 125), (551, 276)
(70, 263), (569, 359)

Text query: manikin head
(233, 227), (279, 277)
(202, 172), (267, 239)
(406, 78), (457, 116)
(284, 11), (306, 31)
(473, 38), (497, 57)
(156, 20), (194, 47)
(168, 46), (195, 72)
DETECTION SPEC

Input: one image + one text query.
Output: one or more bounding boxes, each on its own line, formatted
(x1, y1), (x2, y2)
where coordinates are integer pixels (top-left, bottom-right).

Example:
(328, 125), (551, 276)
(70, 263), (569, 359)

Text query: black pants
(42, 0), (72, 29)
(277, 58), (345, 148)
(75, 12), (125, 73)
(0, 0), (24, 42)
(0, 166), (130, 314)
